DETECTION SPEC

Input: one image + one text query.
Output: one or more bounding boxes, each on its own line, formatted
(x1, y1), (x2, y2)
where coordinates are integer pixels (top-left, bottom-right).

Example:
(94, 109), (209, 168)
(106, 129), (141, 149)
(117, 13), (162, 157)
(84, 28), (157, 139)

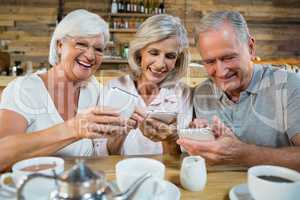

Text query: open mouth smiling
(147, 66), (167, 77)
(77, 59), (93, 70)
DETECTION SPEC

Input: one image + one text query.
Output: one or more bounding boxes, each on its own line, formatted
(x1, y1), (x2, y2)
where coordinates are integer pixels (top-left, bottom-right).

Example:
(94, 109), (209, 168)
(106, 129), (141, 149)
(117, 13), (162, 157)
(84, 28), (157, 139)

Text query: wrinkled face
(139, 37), (179, 84)
(57, 34), (105, 81)
(197, 23), (255, 96)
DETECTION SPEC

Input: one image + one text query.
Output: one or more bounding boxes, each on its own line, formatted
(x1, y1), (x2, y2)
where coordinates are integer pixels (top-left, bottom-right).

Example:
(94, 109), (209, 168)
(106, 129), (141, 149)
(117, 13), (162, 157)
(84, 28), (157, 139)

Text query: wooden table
(64, 154), (247, 200)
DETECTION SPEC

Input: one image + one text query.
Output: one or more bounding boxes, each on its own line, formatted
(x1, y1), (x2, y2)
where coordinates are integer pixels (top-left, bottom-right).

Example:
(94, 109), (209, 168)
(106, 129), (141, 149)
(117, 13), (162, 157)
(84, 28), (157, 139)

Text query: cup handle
(0, 173), (17, 193)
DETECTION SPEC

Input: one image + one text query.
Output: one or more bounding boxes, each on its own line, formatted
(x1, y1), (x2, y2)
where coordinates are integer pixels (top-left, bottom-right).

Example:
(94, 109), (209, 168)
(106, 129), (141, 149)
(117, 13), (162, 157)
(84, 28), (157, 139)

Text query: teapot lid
(62, 159), (102, 183)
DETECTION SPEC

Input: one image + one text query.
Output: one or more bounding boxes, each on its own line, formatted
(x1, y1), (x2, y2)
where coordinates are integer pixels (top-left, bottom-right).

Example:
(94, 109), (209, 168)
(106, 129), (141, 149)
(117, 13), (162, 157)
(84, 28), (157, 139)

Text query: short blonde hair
(49, 9), (110, 66)
(128, 14), (190, 85)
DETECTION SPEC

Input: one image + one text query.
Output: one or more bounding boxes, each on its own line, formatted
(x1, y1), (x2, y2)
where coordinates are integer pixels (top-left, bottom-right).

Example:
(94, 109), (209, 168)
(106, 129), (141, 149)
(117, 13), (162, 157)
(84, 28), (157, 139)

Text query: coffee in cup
(248, 165), (300, 200)
(20, 163), (57, 172)
(0, 156), (64, 198)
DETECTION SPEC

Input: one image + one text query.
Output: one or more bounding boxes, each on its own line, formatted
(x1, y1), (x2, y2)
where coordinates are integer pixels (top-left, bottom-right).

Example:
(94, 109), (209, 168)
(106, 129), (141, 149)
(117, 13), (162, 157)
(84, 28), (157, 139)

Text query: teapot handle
(17, 173), (57, 200)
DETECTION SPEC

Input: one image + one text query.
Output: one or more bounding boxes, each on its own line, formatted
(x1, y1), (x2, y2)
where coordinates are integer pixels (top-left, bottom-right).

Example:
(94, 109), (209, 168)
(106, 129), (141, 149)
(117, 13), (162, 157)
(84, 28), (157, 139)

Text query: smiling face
(57, 34), (105, 81)
(197, 22), (255, 97)
(139, 37), (179, 85)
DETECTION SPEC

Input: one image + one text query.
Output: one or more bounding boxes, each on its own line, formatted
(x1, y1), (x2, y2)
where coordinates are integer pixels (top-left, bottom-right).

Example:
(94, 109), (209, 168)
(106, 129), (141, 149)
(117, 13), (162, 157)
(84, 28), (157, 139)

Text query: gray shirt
(193, 64), (300, 147)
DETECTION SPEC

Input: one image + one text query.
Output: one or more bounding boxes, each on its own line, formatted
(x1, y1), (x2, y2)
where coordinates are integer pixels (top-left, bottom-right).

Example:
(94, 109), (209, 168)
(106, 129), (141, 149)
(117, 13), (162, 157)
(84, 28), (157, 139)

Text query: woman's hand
(106, 108), (146, 154)
(140, 116), (180, 154)
(66, 106), (132, 139)
(140, 117), (178, 142)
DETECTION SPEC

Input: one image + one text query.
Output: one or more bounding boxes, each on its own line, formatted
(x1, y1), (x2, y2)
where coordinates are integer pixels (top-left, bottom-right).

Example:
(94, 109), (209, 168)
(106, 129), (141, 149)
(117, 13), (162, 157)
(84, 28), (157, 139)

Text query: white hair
(194, 11), (250, 45)
(49, 9), (110, 65)
(128, 14), (190, 85)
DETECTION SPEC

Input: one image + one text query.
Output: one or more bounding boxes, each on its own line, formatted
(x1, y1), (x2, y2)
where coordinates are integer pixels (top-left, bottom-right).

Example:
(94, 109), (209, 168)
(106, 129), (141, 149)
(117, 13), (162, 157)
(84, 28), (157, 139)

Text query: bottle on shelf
(111, 0), (118, 14)
(126, 0), (131, 12)
(145, 0), (149, 14)
(133, 0), (138, 13)
(154, 0), (160, 14)
(139, 0), (145, 13)
(118, 0), (124, 13)
(149, 0), (155, 14)
(147, 0), (151, 14)
(25, 61), (33, 75)
(122, 43), (129, 59)
(130, 0), (134, 13)
(120, 18), (125, 28)
(11, 61), (22, 76)
(124, 19), (129, 29)
(112, 18), (117, 29)
(159, 0), (165, 14)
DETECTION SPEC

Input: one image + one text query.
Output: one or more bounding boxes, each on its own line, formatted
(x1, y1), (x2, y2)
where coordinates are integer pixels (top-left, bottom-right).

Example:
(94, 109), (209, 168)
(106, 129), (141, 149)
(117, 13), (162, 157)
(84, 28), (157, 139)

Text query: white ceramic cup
(180, 155), (207, 192)
(248, 165), (300, 200)
(115, 157), (166, 199)
(0, 156), (64, 193)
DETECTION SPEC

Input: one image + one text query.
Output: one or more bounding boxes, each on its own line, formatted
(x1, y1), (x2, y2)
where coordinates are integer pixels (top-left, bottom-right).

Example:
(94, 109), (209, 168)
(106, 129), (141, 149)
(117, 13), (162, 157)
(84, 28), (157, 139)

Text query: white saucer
(0, 178), (56, 200)
(229, 183), (254, 200)
(1, 179), (180, 200)
(118, 179), (180, 200)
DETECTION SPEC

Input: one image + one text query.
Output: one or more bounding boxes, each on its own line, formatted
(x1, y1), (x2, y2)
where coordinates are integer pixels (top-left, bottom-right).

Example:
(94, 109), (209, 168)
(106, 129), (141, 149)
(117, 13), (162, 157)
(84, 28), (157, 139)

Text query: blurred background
(0, 0), (299, 90)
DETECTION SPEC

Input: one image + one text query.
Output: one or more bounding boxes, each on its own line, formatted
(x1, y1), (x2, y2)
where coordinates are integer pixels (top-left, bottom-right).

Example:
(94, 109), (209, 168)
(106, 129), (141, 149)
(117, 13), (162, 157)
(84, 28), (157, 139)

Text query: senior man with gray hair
(177, 11), (300, 171)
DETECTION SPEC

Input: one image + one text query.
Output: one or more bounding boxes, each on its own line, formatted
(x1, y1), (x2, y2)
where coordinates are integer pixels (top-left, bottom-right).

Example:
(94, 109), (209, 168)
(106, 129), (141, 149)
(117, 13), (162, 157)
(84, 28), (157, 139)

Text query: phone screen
(103, 87), (138, 118)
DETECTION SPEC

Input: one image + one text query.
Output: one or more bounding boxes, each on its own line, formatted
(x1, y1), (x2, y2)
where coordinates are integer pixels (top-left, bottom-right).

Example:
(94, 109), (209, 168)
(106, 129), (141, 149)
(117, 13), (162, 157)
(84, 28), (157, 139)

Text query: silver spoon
(105, 172), (152, 200)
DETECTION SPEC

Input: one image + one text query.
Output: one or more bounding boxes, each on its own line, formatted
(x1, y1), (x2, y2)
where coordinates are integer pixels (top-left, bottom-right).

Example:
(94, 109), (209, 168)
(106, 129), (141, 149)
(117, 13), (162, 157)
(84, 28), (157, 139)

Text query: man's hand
(178, 116), (249, 165)
(189, 118), (209, 128)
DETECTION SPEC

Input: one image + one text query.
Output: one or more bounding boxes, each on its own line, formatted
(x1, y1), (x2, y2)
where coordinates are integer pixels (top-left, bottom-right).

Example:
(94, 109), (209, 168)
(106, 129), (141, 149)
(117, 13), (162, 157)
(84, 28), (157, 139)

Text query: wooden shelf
(254, 58), (300, 65)
(109, 13), (152, 18)
(103, 59), (128, 64)
(109, 28), (137, 33)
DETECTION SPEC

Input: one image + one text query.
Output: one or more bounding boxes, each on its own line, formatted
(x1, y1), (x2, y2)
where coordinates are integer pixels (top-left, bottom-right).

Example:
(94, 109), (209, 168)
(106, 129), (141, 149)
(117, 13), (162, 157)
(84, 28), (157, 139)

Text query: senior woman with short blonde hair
(106, 14), (193, 155)
(128, 14), (190, 85)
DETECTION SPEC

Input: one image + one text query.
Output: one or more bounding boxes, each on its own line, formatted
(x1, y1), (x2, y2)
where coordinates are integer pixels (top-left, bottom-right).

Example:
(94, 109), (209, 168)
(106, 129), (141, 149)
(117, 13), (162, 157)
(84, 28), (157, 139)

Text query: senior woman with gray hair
(0, 9), (138, 171)
(105, 14), (193, 155)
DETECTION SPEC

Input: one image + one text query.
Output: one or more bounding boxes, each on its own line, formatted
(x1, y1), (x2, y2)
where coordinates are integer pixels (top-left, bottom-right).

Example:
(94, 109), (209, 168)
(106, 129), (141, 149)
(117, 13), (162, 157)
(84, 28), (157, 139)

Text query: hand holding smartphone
(178, 128), (215, 141)
(147, 111), (177, 124)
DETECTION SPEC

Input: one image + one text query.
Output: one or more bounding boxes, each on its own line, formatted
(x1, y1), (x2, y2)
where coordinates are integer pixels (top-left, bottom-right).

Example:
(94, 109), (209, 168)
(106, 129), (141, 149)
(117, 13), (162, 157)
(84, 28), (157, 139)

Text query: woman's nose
(154, 55), (167, 69)
(84, 47), (96, 61)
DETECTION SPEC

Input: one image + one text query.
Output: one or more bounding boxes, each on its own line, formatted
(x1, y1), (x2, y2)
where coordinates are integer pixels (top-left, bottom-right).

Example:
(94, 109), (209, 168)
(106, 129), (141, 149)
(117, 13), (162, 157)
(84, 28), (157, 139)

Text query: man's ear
(248, 36), (256, 60)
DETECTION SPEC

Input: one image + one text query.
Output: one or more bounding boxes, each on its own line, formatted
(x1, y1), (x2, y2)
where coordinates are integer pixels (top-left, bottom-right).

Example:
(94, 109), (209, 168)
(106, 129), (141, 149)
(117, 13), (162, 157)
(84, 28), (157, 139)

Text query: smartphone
(103, 87), (138, 119)
(147, 111), (177, 124)
(178, 128), (215, 141)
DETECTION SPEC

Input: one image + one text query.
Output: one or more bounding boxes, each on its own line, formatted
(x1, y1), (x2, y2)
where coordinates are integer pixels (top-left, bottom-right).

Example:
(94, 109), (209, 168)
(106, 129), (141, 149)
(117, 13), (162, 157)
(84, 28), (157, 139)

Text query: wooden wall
(165, 0), (300, 62)
(0, 0), (299, 70)
(0, 0), (57, 68)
